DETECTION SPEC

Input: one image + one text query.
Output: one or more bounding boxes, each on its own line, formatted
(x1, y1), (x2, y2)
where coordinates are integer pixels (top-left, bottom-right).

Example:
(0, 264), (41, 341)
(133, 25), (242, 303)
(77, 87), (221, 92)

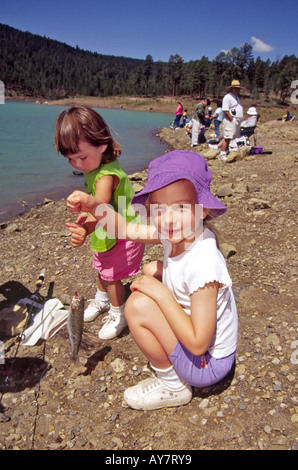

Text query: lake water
(0, 101), (171, 222)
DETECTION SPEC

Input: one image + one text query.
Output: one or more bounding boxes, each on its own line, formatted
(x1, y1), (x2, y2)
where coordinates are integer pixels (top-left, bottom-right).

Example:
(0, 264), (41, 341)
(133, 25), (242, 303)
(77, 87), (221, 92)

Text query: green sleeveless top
(84, 160), (136, 253)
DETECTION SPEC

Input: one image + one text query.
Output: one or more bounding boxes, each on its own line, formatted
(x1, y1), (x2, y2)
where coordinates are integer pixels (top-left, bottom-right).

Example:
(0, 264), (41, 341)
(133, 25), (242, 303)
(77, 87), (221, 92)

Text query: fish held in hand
(67, 292), (84, 361)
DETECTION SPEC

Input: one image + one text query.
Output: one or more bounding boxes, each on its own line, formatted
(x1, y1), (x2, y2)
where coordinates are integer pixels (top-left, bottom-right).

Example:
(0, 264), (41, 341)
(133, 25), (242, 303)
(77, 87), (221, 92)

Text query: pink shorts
(92, 240), (145, 282)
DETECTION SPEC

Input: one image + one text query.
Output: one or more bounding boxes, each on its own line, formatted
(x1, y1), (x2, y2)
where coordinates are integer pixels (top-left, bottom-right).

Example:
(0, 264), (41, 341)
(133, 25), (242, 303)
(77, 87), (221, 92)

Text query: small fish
(67, 292), (84, 361)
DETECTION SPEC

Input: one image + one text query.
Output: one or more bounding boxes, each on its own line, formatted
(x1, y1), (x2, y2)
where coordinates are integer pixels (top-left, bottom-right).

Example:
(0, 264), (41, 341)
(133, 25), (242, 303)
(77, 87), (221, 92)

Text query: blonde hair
(54, 105), (122, 163)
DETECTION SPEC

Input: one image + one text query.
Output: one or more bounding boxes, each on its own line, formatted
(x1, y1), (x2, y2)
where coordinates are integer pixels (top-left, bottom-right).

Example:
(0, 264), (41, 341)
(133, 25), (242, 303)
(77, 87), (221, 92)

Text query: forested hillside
(1, 23), (297, 101)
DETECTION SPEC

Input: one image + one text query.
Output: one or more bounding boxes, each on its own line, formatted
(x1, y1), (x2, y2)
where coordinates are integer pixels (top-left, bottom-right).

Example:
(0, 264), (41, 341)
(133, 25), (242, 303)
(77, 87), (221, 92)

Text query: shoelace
(101, 313), (119, 325)
(141, 378), (161, 393)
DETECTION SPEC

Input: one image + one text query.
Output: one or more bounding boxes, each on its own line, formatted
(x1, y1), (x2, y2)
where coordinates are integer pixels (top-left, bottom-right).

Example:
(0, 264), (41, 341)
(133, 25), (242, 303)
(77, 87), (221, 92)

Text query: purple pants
(169, 341), (235, 387)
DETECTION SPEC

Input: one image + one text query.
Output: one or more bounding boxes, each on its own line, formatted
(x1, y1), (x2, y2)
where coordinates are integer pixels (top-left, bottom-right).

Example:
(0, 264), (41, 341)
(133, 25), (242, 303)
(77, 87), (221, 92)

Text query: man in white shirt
(218, 80), (244, 160)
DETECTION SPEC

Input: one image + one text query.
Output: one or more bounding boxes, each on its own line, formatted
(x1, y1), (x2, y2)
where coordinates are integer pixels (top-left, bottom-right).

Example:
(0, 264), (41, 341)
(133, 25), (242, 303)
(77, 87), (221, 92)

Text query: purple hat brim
(131, 151), (227, 220)
(132, 174), (227, 220)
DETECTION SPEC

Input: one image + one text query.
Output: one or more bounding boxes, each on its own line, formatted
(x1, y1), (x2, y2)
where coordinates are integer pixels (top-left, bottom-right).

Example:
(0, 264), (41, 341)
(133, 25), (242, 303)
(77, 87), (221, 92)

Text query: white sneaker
(124, 377), (192, 410)
(84, 298), (110, 322)
(97, 312), (127, 340)
(219, 151), (228, 161)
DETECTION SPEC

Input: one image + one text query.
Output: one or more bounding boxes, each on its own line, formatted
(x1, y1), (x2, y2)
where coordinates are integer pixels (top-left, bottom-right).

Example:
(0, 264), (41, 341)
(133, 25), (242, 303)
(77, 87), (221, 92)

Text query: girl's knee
(124, 291), (154, 321)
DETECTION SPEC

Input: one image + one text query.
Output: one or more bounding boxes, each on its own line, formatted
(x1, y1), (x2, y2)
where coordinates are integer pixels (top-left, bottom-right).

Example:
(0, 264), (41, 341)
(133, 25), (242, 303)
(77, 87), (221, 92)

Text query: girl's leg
(97, 278), (127, 340)
(133, 260), (170, 367)
(102, 278), (126, 307)
(125, 290), (177, 369)
(124, 290), (192, 410)
(98, 259), (162, 341)
(84, 273), (110, 322)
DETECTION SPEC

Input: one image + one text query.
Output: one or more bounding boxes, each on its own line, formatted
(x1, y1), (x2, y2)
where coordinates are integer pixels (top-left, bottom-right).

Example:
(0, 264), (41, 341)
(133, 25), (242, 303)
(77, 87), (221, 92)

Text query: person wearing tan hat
(217, 80), (244, 160)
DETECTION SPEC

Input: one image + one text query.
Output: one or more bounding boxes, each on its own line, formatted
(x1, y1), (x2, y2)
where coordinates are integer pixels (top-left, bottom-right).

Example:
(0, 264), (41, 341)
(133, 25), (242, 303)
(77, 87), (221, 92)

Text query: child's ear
(202, 208), (210, 219)
(99, 144), (108, 153)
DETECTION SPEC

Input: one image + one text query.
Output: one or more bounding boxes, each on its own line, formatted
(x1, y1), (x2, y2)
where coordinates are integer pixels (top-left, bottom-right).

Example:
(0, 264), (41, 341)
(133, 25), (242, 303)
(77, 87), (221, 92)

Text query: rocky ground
(0, 117), (297, 451)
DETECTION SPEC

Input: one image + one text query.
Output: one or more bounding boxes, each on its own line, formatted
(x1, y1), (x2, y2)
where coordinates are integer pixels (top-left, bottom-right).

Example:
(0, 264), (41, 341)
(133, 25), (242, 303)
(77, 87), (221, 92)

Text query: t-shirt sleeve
(184, 238), (232, 295)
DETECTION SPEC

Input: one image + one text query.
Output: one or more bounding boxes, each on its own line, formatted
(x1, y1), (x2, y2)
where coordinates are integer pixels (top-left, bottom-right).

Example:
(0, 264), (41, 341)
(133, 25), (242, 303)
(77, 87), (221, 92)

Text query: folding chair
(240, 126), (257, 146)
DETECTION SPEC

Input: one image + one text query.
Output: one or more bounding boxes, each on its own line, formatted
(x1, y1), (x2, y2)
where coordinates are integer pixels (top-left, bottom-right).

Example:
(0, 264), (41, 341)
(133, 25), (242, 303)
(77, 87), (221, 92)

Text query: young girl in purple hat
(66, 150), (238, 410)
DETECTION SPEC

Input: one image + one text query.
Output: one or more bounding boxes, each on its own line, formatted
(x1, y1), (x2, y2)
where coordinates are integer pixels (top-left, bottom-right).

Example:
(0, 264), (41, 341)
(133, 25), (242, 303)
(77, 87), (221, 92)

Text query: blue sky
(1, 0), (297, 63)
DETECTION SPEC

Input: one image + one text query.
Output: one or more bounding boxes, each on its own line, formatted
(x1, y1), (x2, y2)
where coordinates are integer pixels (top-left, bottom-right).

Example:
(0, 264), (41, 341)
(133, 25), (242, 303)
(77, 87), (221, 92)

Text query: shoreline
(2, 94), (295, 224)
(7, 94), (296, 122)
(1, 102), (296, 225)
(0, 167), (149, 226)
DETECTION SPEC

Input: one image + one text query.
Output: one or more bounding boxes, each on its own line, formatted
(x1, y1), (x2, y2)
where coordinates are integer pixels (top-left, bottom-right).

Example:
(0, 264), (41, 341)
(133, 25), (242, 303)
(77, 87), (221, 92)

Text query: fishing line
(73, 252), (78, 289)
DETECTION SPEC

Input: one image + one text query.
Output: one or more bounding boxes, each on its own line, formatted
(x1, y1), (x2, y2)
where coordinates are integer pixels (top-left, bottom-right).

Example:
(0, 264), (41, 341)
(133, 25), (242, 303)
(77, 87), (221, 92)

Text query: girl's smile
(66, 140), (107, 173)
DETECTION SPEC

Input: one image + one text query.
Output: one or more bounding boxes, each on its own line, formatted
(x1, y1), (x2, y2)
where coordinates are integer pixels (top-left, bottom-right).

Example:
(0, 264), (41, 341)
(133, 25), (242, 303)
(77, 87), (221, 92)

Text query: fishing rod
(15, 268), (46, 329)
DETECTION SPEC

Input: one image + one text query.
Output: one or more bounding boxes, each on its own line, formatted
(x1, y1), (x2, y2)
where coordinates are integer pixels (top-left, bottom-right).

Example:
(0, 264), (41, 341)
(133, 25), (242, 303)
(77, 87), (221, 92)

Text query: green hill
(1, 23), (297, 102)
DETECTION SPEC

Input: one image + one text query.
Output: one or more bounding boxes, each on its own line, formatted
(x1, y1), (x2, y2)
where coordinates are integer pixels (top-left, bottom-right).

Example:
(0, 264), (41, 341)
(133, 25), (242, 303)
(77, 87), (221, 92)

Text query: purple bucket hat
(131, 150), (227, 220)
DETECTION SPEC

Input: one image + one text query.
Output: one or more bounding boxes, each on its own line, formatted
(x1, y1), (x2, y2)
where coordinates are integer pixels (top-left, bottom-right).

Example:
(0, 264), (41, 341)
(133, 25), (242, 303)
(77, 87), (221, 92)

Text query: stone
(247, 198), (271, 210)
(131, 182), (144, 193)
(216, 185), (234, 197)
(219, 243), (237, 259)
(109, 358), (126, 373)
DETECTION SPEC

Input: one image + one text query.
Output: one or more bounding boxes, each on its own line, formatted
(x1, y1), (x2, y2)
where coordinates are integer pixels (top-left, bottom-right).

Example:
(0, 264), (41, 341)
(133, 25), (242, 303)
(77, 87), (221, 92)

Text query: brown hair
(54, 105), (122, 163)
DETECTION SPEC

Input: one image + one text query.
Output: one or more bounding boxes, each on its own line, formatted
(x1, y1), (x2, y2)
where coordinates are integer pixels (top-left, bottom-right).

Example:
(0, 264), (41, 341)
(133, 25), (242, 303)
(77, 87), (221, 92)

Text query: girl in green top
(55, 106), (144, 340)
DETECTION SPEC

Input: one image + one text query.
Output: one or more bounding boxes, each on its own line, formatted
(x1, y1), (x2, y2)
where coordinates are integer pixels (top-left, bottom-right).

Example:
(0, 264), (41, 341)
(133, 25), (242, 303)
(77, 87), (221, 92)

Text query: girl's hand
(66, 220), (88, 247)
(67, 191), (97, 214)
(75, 212), (88, 225)
(130, 275), (166, 302)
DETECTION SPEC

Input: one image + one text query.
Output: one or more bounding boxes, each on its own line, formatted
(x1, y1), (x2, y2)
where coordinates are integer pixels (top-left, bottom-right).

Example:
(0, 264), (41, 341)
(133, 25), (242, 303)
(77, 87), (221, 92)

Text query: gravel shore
(0, 118), (297, 450)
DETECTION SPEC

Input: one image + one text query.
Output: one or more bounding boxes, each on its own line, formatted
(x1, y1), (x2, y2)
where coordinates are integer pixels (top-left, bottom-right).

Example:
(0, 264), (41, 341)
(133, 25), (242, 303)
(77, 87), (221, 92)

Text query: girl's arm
(67, 189), (160, 244)
(94, 174), (117, 204)
(130, 275), (218, 355)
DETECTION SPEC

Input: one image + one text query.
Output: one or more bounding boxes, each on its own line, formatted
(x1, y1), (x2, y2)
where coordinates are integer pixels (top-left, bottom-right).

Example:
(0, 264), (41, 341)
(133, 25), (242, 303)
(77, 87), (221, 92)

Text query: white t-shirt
(222, 92), (243, 120)
(161, 228), (238, 358)
(241, 115), (257, 128)
(214, 107), (223, 122)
